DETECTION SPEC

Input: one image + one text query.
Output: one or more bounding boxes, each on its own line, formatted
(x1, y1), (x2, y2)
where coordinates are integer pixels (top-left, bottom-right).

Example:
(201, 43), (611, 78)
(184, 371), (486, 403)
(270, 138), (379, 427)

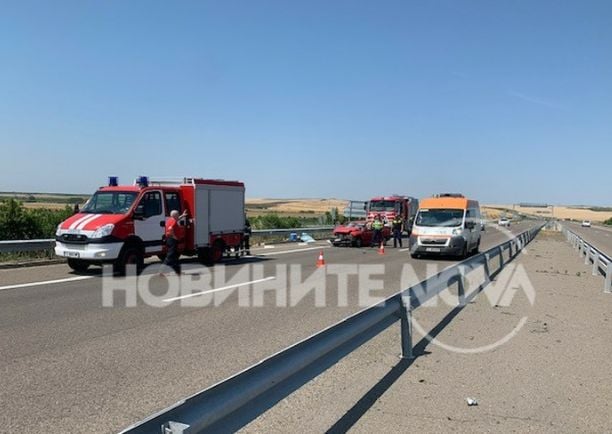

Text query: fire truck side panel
(193, 183), (245, 248)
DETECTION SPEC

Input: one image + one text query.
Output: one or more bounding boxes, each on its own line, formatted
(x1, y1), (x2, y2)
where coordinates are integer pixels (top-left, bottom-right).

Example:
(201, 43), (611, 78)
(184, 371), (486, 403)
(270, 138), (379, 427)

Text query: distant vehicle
(331, 221), (390, 247)
(480, 219), (486, 231)
(55, 176), (246, 273)
(409, 194), (482, 258)
(366, 195), (419, 234)
(581, 220), (592, 227)
(498, 218), (511, 227)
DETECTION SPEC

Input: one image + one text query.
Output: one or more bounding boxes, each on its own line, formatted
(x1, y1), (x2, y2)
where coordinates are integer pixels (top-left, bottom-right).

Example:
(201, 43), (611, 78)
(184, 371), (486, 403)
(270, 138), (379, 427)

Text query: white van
(409, 194), (482, 258)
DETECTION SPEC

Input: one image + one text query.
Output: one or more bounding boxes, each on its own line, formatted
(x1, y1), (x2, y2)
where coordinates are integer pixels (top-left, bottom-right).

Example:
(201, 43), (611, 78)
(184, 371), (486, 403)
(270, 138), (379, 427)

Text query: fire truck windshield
(81, 191), (137, 214)
(369, 200), (398, 212)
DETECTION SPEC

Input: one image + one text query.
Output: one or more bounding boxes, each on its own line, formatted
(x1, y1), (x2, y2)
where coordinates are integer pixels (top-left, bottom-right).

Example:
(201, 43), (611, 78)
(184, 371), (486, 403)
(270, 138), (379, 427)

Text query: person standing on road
(163, 209), (187, 273)
(372, 214), (384, 247)
(392, 215), (403, 248)
(241, 219), (252, 256)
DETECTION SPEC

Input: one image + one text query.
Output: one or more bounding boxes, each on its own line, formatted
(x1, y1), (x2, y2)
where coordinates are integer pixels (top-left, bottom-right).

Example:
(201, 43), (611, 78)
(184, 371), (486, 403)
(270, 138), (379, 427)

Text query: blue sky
(0, 0), (610, 205)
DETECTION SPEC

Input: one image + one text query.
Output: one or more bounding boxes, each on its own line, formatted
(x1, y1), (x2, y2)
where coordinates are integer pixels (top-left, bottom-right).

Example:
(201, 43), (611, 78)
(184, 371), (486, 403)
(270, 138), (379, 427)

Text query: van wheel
(460, 244), (469, 259)
(114, 245), (143, 275)
(473, 238), (481, 254)
(68, 258), (90, 272)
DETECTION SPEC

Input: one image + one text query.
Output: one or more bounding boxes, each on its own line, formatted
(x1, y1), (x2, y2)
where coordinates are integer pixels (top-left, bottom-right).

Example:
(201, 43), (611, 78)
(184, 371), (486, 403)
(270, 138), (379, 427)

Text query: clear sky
(1, 0), (610, 205)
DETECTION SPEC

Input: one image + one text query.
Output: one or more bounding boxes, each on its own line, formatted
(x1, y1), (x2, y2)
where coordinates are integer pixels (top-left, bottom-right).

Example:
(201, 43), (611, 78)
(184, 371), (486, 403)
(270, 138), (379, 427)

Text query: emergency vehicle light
(137, 176), (149, 187)
(108, 176), (118, 187)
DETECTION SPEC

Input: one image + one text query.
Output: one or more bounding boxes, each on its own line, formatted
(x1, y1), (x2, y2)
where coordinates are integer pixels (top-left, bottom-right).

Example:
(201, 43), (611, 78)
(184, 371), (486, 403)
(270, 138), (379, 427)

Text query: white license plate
(64, 251), (80, 258)
(426, 247), (441, 252)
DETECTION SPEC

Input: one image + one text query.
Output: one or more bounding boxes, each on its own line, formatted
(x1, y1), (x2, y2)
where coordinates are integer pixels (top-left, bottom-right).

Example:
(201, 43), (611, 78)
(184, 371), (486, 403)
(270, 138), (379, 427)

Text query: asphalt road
(562, 221), (612, 257)
(0, 221), (539, 433)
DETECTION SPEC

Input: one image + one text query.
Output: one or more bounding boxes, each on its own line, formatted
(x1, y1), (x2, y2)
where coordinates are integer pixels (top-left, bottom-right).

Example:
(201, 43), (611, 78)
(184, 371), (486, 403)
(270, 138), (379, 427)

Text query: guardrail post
(585, 247), (591, 265)
(498, 245), (504, 269)
(605, 263), (612, 294)
(592, 254), (600, 276)
(483, 252), (492, 282)
(399, 292), (414, 359)
(457, 266), (466, 306)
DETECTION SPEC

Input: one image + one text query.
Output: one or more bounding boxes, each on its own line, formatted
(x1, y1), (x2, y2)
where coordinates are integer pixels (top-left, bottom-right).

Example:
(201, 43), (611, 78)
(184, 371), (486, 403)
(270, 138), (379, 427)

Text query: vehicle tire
(351, 236), (362, 248)
(460, 243), (469, 259)
(473, 238), (481, 254)
(198, 240), (225, 266)
(114, 245), (143, 275)
(211, 240), (225, 263)
(67, 258), (90, 272)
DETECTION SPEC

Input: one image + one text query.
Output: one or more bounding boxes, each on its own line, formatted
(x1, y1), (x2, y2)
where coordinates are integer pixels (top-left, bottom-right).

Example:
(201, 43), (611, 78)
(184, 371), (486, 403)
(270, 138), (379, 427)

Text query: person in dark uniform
(163, 209), (187, 273)
(241, 219), (252, 256)
(392, 215), (403, 248)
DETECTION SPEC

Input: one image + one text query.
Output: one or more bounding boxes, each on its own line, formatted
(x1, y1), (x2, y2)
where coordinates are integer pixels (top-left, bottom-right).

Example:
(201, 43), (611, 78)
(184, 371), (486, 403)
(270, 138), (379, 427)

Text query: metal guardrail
(121, 223), (545, 434)
(0, 227), (335, 254)
(561, 225), (612, 293)
(0, 239), (56, 253)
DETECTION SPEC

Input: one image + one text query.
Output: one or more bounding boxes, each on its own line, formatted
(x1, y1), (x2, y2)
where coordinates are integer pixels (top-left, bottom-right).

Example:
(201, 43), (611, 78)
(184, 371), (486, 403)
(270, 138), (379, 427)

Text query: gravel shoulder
(243, 230), (612, 433)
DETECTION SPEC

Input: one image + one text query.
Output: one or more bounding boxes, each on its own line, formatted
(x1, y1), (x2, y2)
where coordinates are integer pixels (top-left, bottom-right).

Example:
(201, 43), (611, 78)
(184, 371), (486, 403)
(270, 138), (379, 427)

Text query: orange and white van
(409, 194), (482, 258)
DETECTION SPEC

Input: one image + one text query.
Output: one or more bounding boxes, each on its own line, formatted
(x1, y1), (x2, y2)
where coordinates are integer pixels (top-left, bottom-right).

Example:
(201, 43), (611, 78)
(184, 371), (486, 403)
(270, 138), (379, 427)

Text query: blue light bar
(137, 176), (149, 187)
(108, 176), (118, 187)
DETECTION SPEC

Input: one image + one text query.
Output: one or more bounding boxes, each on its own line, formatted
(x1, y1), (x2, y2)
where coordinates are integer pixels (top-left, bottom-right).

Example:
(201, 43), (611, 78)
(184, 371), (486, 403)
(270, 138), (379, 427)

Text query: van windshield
(81, 191), (137, 214)
(416, 209), (464, 227)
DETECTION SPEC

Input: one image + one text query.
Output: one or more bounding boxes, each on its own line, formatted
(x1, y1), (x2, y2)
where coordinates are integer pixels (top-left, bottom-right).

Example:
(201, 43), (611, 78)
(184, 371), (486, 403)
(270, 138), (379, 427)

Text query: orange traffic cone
(316, 250), (326, 268)
(378, 242), (385, 255)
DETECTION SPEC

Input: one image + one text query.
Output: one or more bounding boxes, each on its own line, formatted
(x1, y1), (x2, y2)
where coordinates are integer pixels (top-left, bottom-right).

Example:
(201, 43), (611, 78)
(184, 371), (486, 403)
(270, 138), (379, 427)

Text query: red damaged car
(331, 221), (391, 247)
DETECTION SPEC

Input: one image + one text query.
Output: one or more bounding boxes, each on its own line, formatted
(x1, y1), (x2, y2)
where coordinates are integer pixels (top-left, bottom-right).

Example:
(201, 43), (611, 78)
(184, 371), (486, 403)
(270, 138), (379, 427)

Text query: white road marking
(256, 245), (331, 257)
(0, 276), (94, 292)
(399, 248), (412, 252)
(162, 276), (276, 302)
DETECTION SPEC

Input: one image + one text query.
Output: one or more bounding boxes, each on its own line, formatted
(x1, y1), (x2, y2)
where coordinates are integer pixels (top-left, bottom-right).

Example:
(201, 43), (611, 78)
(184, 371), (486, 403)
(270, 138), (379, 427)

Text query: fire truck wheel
(67, 258), (90, 272)
(114, 245), (144, 275)
(211, 240), (224, 263)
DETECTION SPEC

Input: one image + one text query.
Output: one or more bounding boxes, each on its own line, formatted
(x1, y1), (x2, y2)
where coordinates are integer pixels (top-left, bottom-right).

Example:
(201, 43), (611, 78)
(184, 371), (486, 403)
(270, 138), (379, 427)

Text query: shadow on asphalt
(325, 302), (469, 434)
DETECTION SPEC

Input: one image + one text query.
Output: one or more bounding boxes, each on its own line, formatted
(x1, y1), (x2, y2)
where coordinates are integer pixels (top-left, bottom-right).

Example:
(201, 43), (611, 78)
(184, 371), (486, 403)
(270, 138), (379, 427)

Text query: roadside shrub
(0, 199), (73, 240)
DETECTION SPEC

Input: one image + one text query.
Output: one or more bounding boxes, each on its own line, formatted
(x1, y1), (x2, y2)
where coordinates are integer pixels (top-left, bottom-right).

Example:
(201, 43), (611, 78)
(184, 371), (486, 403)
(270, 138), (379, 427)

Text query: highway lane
(0, 221), (538, 433)
(563, 222), (612, 257)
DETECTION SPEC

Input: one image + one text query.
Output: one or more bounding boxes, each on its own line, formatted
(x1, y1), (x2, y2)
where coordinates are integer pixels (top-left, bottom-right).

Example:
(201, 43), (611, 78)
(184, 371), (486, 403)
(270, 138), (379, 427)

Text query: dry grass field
(246, 198), (348, 215)
(486, 204), (612, 222)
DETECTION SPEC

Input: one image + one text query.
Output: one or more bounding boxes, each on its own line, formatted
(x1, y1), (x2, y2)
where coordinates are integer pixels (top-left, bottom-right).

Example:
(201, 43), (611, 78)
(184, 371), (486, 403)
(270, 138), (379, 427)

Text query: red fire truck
(366, 195), (419, 233)
(55, 176), (246, 273)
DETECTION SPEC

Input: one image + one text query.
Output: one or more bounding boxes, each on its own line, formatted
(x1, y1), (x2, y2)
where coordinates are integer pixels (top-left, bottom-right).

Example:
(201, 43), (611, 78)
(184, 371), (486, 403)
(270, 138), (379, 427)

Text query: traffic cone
(378, 242), (385, 255)
(316, 250), (326, 268)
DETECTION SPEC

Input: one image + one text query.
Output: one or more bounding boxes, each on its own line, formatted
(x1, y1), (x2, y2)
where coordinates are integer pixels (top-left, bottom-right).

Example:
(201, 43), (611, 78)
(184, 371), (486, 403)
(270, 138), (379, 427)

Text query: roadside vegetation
(0, 199), (73, 240)
(604, 218), (612, 226)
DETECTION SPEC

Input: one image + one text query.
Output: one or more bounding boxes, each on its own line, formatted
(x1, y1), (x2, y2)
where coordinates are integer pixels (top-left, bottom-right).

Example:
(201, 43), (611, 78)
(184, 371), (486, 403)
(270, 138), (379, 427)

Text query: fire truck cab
(55, 176), (245, 273)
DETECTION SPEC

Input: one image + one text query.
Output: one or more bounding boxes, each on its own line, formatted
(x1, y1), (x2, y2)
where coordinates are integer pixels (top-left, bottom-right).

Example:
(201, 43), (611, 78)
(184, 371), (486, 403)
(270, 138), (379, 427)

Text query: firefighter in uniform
(392, 215), (403, 248)
(241, 219), (252, 256)
(371, 214), (384, 247)
(163, 209), (187, 273)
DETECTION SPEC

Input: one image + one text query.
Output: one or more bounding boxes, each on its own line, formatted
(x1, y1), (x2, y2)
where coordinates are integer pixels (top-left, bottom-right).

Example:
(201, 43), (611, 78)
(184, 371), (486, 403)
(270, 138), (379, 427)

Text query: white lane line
(399, 248), (412, 252)
(256, 245), (331, 257)
(163, 276), (276, 302)
(0, 276), (94, 292)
